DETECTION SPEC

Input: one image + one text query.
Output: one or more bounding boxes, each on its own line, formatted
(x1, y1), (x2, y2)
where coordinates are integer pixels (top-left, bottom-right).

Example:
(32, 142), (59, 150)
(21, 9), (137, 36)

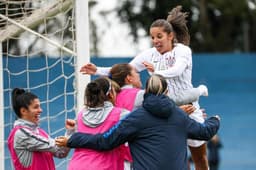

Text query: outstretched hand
(80, 63), (97, 75)
(55, 136), (69, 147)
(214, 115), (221, 121)
(142, 61), (155, 72)
(179, 104), (195, 115)
(65, 119), (76, 130)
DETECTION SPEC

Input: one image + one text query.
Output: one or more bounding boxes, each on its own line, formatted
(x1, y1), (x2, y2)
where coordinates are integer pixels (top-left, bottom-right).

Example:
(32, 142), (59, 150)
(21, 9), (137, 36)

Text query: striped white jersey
(130, 43), (193, 97)
(96, 43), (200, 105)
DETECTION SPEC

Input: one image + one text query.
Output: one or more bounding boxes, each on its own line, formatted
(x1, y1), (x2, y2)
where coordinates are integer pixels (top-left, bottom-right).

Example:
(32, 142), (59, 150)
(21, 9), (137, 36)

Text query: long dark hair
(167, 5), (190, 45)
(150, 5), (190, 46)
(85, 77), (112, 107)
(12, 88), (38, 118)
(110, 63), (133, 87)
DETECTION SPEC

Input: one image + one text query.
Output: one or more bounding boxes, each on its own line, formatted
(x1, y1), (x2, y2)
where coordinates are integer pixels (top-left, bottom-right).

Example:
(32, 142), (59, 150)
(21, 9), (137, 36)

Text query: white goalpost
(0, 43), (4, 170)
(0, 0), (89, 169)
(75, 0), (90, 111)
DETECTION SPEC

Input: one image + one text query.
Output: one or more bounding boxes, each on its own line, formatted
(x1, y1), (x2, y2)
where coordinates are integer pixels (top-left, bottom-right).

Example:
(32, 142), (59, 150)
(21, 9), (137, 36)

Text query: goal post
(0, 0), (90, 169)
(0, 42), (4, 170)
(75, 0), (90, 112)
(0, 0), (74, 42)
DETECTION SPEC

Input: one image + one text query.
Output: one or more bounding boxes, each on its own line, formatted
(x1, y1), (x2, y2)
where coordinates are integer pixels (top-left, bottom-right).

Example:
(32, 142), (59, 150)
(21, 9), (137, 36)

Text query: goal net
(0, 0), (89, 169)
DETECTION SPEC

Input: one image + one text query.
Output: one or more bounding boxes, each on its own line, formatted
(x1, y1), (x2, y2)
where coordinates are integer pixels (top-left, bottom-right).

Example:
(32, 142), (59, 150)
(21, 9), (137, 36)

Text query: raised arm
(14, 119), (75, 158)
(185, 114), (220, 140)
(56, 115), (138, 151)
(154, 47), (191, 78)
(80, 63), (111, 76)
(14, 128), (56, 152)
(52, 119), (76, 158)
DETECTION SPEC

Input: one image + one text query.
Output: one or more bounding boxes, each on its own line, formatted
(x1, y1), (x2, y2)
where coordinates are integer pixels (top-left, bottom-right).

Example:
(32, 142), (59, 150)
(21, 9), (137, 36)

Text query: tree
(114, 0), (256, 52)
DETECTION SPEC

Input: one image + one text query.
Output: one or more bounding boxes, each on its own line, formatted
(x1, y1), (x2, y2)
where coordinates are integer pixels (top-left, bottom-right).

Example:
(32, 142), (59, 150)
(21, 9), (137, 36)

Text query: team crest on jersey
(166, 55), (176, 67)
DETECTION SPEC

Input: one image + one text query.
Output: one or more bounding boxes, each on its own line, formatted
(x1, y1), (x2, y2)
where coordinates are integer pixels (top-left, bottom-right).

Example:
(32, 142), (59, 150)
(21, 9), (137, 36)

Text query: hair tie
(105, 80), (112, 95)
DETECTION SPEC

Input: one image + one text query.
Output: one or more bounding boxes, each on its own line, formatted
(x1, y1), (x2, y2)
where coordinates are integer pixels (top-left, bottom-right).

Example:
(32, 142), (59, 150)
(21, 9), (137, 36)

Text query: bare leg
(189, 143), (208, 170)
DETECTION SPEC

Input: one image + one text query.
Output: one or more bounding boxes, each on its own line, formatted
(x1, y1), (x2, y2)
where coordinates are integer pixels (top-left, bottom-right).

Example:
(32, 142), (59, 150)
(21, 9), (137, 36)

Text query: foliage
(115, 0), (256, 52)
(1, 0), (255, 54)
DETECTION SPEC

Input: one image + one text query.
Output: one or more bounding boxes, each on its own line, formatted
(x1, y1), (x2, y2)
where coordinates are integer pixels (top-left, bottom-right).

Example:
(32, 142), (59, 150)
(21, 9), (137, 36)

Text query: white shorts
(187, 102), (206, 147)
(124, 161), (131, 170)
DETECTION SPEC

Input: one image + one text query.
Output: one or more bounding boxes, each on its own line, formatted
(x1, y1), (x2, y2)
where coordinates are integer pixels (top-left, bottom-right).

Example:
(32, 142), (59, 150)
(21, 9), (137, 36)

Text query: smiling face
(20, 98), (42, 125)
(150, 26), (174, 54)
(126, 66), (142, 89)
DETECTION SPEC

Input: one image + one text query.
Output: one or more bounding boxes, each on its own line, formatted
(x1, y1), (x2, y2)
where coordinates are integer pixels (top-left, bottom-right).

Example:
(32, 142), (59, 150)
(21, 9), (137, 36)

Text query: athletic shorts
(187, 101), (206, 147)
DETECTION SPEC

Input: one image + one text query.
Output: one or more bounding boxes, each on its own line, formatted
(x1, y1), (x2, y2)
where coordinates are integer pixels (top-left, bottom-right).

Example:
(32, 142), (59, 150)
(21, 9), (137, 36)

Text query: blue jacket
(67, 93), (220, 170)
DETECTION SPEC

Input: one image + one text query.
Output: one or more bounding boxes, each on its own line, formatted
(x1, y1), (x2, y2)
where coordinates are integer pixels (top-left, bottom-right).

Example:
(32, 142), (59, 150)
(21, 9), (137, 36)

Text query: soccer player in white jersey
(80, 6), (209, 170)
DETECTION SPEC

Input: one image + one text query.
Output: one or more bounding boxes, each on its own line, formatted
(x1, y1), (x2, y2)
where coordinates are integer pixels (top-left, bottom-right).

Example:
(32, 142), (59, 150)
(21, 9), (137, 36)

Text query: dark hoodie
(67, 93), (220, 170)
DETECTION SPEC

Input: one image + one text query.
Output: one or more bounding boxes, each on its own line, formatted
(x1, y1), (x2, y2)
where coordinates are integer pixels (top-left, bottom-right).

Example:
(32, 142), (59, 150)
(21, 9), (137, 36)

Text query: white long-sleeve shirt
(130, 43), (193, 96)
(96, 43), (199, 105)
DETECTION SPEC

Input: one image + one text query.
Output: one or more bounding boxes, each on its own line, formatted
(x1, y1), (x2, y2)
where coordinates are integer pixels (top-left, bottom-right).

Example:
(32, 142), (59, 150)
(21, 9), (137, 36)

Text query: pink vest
(68, 107), (125, 170)
(115, 88), (140, 163)
(115, 88), (140, 111)
(8, 126), (55, 170)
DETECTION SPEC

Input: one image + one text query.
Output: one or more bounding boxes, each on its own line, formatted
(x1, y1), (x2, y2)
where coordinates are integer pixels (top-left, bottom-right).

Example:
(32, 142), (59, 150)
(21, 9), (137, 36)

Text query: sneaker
(198, 85), (208, 96)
